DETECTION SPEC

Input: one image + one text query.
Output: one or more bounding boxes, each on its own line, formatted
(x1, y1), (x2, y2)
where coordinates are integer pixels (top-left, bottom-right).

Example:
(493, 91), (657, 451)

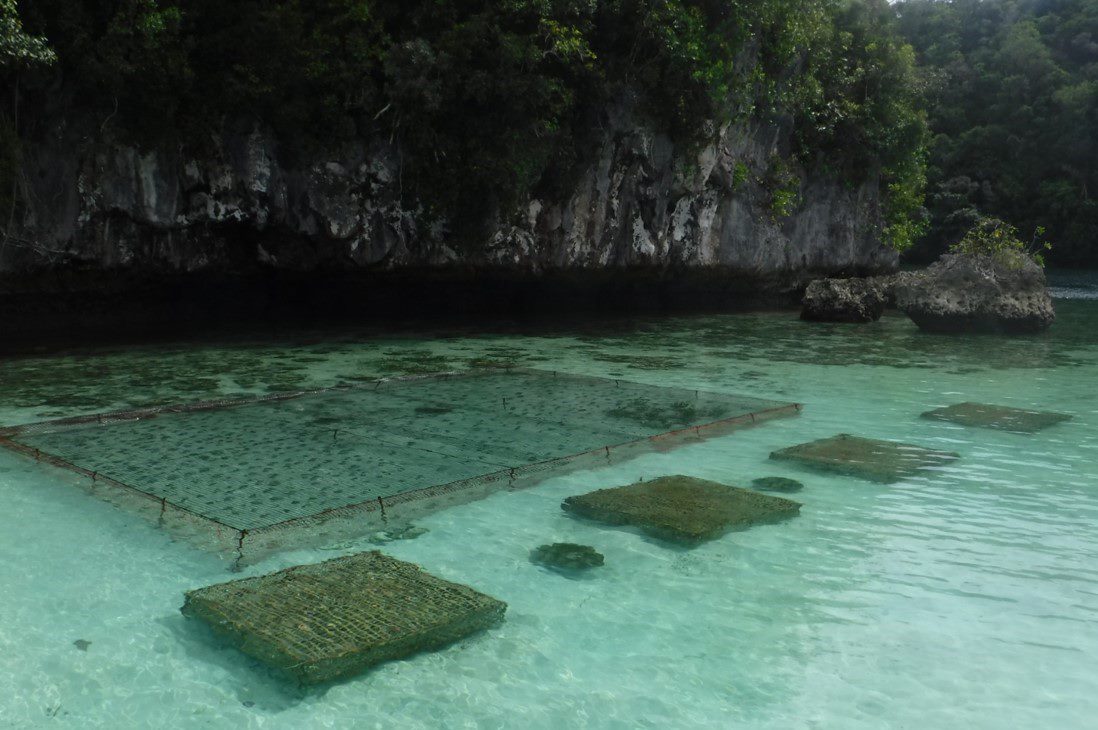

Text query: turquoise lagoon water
(2, 281), (1097, 728)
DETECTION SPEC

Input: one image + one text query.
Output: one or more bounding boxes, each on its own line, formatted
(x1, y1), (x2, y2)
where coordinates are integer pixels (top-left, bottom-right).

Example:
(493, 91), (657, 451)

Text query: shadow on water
(160, 608), (513, 711)
(2, 295), (1094, 426)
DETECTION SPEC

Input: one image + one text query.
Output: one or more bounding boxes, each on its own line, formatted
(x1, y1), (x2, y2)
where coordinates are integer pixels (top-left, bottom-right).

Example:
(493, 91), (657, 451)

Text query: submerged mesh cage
(769, 433), (959, 483)
(182, 551), (507, 684)
(0, 368), (799, 562)
(921, 402), (1072, 433)
(562, 475), (802, 545)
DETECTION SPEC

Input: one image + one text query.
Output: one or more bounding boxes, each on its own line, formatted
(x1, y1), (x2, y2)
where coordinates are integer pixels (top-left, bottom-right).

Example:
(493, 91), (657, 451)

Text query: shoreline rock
(799, 270), (920, 323)
(800, 277), (888, 322)
(4, 98), (897, 289)
(894, 254), (1054, 333)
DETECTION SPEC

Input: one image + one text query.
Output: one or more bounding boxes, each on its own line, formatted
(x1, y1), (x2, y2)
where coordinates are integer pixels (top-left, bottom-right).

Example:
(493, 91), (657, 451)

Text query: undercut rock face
(770, 434), (959, 483)
(895, 254), (1055, 333)
(562, 475), (801, 545)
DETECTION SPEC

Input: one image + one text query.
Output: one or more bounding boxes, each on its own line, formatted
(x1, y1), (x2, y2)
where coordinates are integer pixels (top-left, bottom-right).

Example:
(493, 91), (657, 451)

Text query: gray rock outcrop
(895, 254), (1055, 333)
(867, 270), (919, 308)
(800, 277), (887, 322)
(3, 99), (898, 290)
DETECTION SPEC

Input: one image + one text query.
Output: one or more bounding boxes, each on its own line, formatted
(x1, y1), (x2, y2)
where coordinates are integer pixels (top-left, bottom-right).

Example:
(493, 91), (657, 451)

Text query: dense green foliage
(0, 0), (54, 67)
(10, 0), (925, 246)
(794, 0), (929, 249)
(951, 217), (1051, 267)
(896, 0), (1098, 265)
(1, 0), (53, 243)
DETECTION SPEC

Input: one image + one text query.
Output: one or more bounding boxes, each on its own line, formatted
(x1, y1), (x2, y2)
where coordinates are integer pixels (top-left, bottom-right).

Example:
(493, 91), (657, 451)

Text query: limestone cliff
(2, 104), (896, 289)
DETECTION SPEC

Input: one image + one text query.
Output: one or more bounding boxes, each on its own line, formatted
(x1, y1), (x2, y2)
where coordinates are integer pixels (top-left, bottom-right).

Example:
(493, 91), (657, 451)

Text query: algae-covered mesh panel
(375, 371), (781, 437)
(562, 475), (801, 545)
(770, 434), (959, 483)
(921, 402), (1072, 433)
(5, 370), (796, 549)
(17, 403), (510, 530)
(181, 551), (507, 685)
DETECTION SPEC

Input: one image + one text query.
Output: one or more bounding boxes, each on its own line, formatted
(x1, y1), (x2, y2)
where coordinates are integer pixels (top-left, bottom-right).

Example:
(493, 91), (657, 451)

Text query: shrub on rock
(896, 219), (1055, 333)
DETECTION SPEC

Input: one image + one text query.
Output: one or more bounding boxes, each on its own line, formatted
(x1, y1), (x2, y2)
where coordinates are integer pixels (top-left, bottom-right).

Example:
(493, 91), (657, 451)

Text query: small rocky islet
(894, 252), (1055, 334)
(800, 226), (1056, 335)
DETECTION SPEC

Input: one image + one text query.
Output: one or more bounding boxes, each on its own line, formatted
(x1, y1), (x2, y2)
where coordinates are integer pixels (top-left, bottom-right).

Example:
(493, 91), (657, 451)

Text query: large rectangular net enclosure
(0, 369), (799, 562)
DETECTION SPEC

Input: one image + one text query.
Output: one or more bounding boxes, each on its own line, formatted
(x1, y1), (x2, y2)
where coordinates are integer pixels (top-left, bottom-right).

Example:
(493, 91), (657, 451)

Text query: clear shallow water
(2, 298), (1097, 729)
(9, 371), (780, 533)
(1048, 268), (1098, 300)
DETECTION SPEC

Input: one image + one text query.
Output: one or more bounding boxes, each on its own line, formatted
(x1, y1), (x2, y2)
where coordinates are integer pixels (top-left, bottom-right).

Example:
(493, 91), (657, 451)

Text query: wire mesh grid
(182, 550), (508, 684)
(1, 369), (799, 563)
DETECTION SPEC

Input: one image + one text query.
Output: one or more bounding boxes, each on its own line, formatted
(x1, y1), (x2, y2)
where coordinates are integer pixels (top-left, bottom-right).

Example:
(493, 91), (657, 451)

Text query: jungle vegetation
(0, 0), (928, 247)
(896, 0), (1098, 265)
(26, 1), (1098, 262)
(8, 1), (1098, 264)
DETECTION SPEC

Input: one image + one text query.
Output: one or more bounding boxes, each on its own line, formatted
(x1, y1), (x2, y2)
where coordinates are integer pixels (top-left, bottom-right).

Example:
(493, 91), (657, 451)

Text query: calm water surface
(1, 276), (1096, 728)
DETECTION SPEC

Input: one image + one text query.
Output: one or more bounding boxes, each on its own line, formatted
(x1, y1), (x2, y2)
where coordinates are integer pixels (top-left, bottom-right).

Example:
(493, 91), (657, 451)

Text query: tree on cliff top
(14, 0), (926, 250)
(1, 0), (54, 68)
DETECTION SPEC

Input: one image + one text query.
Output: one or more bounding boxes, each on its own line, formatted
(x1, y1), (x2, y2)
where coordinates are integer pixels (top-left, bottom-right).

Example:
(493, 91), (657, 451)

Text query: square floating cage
(921, 402), (1072, 433)
(562, 475), (801, 545)
(182, 551), (506, 685)
(769, 433), (959, 483)
(0, 369), (798, 562)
